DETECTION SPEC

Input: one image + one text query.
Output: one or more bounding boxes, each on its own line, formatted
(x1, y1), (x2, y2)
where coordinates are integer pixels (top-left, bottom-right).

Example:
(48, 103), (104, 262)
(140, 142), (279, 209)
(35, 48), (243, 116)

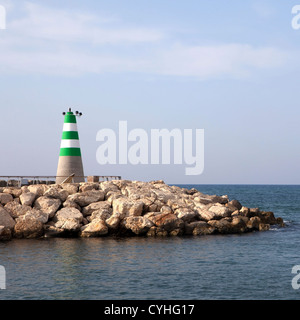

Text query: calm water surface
(0, 185), (300, 300)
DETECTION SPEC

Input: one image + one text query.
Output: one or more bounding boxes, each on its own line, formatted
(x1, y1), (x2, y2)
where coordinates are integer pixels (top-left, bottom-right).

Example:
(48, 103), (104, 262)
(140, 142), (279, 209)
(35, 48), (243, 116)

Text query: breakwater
(0, 180), (284, 240)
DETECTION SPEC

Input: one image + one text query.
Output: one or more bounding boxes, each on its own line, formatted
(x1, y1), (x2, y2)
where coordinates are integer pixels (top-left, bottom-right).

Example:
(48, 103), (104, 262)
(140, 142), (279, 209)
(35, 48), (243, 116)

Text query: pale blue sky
(0, 0), (299, 184)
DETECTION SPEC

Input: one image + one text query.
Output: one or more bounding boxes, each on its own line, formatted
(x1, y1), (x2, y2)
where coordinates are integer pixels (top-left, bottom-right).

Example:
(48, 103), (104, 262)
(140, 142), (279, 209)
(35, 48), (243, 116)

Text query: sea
(0, 184), (300, 300)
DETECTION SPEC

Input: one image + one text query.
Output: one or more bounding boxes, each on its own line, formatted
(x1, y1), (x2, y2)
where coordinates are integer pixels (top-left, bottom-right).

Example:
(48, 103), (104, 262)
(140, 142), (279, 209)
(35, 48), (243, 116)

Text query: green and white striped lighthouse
(56, 108), (85, 184)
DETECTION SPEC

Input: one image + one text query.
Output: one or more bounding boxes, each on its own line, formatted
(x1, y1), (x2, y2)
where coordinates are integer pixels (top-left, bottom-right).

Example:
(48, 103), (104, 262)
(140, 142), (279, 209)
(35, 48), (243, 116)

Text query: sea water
(0, 185), (299, 300)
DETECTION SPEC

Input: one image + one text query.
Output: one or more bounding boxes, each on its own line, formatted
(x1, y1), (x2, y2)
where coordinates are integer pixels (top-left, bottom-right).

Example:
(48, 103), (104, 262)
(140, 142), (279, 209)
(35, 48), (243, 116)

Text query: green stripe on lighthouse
(60, 148), (81, 156)
(62, 131), (79, 140)
(64, 114), (77, 123)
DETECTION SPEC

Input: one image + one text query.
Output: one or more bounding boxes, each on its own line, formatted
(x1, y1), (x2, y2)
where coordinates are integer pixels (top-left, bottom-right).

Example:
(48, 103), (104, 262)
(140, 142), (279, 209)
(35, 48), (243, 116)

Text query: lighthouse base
(56, 156), (85, 184)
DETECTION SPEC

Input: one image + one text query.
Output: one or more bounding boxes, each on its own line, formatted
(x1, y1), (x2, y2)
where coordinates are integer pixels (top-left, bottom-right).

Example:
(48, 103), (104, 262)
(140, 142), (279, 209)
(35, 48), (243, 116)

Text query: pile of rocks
(0, 180), (284, 240)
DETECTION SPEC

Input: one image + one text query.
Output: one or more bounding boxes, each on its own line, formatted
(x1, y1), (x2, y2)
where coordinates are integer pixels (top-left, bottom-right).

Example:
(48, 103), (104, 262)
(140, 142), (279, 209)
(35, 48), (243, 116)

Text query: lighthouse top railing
(0, 175), (122, 187)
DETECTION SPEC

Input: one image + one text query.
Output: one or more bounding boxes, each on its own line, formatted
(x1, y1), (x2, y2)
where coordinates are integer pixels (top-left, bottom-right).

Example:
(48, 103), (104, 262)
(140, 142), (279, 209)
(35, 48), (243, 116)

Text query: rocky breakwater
(0, 180), (284, 240)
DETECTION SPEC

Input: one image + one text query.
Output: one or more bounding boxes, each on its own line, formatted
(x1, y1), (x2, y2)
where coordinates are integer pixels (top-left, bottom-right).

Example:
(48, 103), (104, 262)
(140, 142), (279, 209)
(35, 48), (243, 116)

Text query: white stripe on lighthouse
(60, 139), (81, 148)
(63, 123), (78, 132)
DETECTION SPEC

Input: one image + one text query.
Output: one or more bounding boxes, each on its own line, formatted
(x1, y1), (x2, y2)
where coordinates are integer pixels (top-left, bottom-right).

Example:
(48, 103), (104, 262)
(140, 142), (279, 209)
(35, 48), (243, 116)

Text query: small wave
(269, 226), (282, 231)
(269, 220), (292, 231)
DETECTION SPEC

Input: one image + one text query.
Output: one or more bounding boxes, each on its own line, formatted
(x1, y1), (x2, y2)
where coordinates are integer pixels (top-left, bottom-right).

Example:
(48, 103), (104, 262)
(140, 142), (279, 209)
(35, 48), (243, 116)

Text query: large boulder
(276, 217), (285, 227)
(259, 223), (270, 231)
(61, 183), (79, 195)
(0, 193), (13, 205)
(208, 204), (231, 218)
(3, 187), (22, 198)
(260, 211), (277, 225)
(89, 209), (112, 222)
(67, 190), (105, 207)
(4, 202), (32, 218)
(100, 181), (120, 195)
(208, 218), (233, 234)
(247, 216), (261, 231)
(0, 226), (12, 240)
(0, 207), (15, 229)
(112, 197), (144, 218)
(20, 192), (36, 206)
(23, 208), (49, 224)
(239, 206), (250, 216)
(79, 182), (99, 192)
(54, 207), (83, 222)
(53, 207), (83, 232)
(193, 196), (213, 205)
(44, 186), (69, 202)
(196, 208), (218, 221)
(147, 212), (184, 232)
(192, 221), (215, 236)
(105, 190), (123, 205)
(151, 188), (176, 204)
(160, 205), (173, 214)
(34, 196), (61, 218)
(124, 185), (151, 200)
(80, 219), (108, 237)
(121, 216), (154, 235)
(82, 201), (112, 217)
(230, 216), (248, 233)
(141, 197), (159, 213)
(27, 184), (49, 197)
(13, 216), (44, 239)
(185, 221), (202, 235)
(184, 221), (215, 235)
(227, 199), (242, 210)
(62, 198), (81, 210)
(193, 194), (228, 205)
(208, 217), (248, 234)
(105, 213), (121, 230)
(174, 207), (197, 222)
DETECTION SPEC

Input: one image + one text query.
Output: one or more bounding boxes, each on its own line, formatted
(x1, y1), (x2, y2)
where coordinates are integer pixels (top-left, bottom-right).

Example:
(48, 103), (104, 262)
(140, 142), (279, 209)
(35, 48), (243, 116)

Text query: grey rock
(0, 225), (12, 240)
(44, 186), (69, 202)
(67, 190), (105, 207)
(0, 193), (13, 205)
(13, 216), (44, 239)
(80, 219), (108, 237)
(121, 216), (154, 235)
(82, 201), (112, 217)
(34, 196), (61, 218)
(20, 192), (36, 206)
(4, 202), (32, 218)
(175, 207), (197, 222)
(0, 207), (15, 229)
(112, 197), (144, 218)
(53, 207), (83, 232)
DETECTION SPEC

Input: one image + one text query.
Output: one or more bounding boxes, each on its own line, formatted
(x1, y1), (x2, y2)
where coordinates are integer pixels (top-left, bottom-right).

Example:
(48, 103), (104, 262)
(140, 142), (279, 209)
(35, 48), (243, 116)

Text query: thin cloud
(8, 2), (164, 44)
(252, 2), (277, 18)
(149, 43), (288, 79)
(0, 2), (291, 78)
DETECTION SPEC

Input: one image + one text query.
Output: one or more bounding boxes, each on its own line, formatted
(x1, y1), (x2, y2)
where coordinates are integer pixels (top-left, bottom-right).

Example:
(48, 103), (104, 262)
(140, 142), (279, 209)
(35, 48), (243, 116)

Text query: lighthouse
(56, 108), (85, 184)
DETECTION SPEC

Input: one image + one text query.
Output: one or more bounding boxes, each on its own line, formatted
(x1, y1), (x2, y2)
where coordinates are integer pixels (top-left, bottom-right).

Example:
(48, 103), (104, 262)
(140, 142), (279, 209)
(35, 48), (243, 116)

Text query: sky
(0, 0), (299, 184)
